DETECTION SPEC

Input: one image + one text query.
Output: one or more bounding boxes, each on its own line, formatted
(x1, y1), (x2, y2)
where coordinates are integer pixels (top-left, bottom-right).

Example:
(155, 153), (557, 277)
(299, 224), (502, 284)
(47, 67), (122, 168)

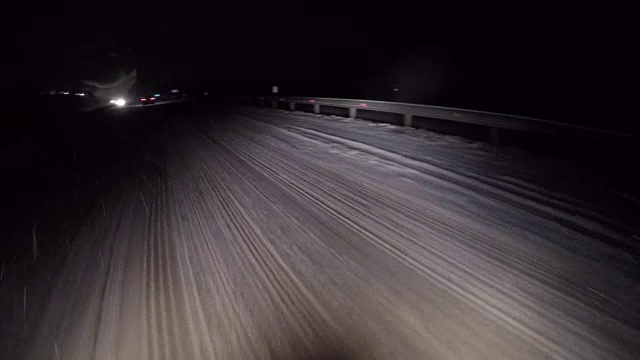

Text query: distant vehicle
(109, 98), (127, 106)
(140, 96), (156, 105)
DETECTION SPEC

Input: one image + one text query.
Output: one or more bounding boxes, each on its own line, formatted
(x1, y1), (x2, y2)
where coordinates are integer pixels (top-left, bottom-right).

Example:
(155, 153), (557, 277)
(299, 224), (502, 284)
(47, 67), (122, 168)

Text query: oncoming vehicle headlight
(114, 99), (126, 106)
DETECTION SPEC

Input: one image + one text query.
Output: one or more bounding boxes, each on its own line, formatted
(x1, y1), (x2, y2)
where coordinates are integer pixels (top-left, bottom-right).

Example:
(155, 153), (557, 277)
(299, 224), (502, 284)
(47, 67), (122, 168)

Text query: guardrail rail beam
(249, 96), (635, 146)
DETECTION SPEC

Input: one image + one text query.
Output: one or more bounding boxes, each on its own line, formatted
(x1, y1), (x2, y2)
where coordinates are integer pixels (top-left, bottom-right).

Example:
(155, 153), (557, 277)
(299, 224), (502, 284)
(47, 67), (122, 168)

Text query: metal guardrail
(249, 96), (634, 142)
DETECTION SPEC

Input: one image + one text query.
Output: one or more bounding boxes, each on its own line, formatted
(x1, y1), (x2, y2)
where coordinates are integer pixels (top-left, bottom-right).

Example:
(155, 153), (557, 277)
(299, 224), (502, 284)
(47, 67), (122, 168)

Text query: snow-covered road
(7, 106), (639, 359)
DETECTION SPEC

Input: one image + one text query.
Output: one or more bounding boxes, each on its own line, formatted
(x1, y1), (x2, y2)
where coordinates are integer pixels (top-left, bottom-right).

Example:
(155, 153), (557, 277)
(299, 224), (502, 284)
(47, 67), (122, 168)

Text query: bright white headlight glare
(114, 99), (126, 106)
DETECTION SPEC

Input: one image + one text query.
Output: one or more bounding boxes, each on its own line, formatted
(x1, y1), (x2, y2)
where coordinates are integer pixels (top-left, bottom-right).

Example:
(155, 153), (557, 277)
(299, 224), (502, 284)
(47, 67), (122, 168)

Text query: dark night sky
(4, 3), (637, 132)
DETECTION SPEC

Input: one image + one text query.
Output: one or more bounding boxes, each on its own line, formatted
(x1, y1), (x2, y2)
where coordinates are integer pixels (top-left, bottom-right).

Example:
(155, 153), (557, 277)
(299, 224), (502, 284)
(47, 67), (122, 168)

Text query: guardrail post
(490, 127), (499, 144)
(289, 102), (295, 111)
(403, 114), (413, 127)
(313, 103), (320, 114)
(349, 107), (357, 118)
